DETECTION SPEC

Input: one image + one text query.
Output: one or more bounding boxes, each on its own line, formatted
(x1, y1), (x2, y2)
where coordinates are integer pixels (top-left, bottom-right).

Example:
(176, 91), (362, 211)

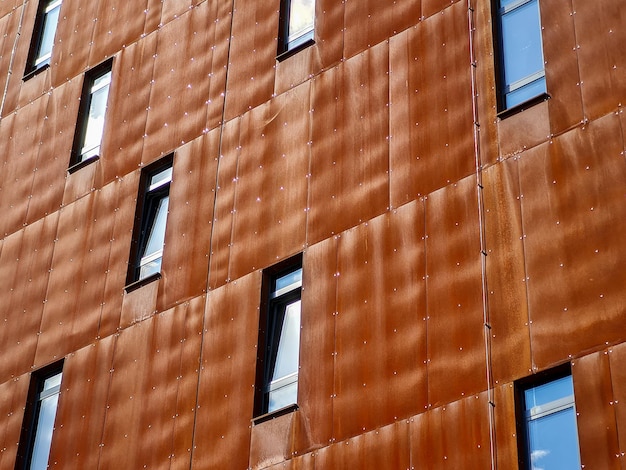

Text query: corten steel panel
(46, 336), (115, 470)
(99, 300), (202, 470)
(482, 161), (532, 385)
(35, 182), (119, 367)
(573, 0), (626, 121)
(493, 383), (518, 469)
(343, 0), (420, 60)
(572, 353), (621, 470)
(333, 202), (427, 441)
(99, 171), (141, 337)
(223, 0), (277, 121)
(191, 272), (261, 470)
(156, 131), (219, 311)
(0, 96), (48, 238)
(25, 80), (82, 226)
(142, 2), (220, 165)
(316, 421), (410, 470)
(207, 118), (239, 290)
(99, 34), (156, 185)
(0, 376), (30, 470)
(409, 405), (445, 469)
(229, 83), (310, 281)
(439, 393), (491, 469)
(159, 0), (204, 26)
(120, 275), (159, 329)
(264, 454), (315, 470)
(519, 113), (626, 369)
(308, 42), (390, 246)
(608, 344), (626, 463)
(49, 0), (99, 87)
(297, 237), (338, 451)
(389, 2), (475, 208)
(249, 410), (298, 469)
(0, 214), (58, 385)
(144, 0), (163, 35)
(471, 0), (499, 168)
(422, 0), (462, 20)
(89, 0), (154, 66)
(425, 176), (486, 408)
(0, 7), (23, 116)
(497, 100), (550, 159)
(62, 164), (98, 208)
(0, 0), (20, 18)
(540, 0), (584, 136)
(274, 0), (344, 96)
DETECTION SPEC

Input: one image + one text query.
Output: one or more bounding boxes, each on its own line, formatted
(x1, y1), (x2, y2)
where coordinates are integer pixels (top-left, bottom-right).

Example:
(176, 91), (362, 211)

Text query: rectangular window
(25, 0), (62, 76)
(277, 0), (315, 58)
(255, 256), (303, 417)
(126, 156), (173, 286)
(16, 363), (63, 470)
(516, 367), (581, 470)
(496, 0), (546, 110)
(70, 61), (112, 169)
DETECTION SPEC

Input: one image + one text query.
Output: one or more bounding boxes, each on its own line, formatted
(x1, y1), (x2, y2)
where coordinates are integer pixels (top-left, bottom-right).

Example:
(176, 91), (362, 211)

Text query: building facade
(0, 0), (624, 468)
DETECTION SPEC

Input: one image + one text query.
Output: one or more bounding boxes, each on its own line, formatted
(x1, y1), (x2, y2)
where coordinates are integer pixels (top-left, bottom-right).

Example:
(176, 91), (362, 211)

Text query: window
(25, 0), (62, 76)
(516, 367), (581, 470)
(277, 0), (315, 58)
(16, 363), (63, 470)
(255, 256), (303, 417)
(126, 156), (173, 286)
(70, 61), (112, 169)
(495, 0), (547, 110)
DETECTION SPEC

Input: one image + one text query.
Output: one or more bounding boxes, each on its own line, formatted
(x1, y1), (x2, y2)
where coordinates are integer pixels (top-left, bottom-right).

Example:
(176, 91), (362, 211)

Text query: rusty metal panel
(142, 3), (217, 164)
(223, 0), (277, 121)
(99, 34), (156, 185)
(297, 237), (337, 451)
(409, 405), (444, 469)
(493, 383), (518, 470)
(0, 214), (58, 384)
(317, 421), (410, 470)
(157, 131), (219, 310)
(308, 42), (389, 245)
(0, 375), (30, 470)
(207, 118), (239, 290)
(519, 113), (626, 369)
(99, 299), (202, 470)
(333, 202), (427, 442)
(49, 0), (98, 86)
(422, 0), (462, 20)
(540, 0), (584, 136)
(497, 100), (550, 159)
(343, 0), (419, 59)
(0, 0), (20, 18)
(573, 0), (626, 121)
(389, 2), (475, 208)
(482, 160), (532, 385)
(263, 454), (315, 470)
(249, 409), (297, 469)
(229, 83), (310, 280)
(47, 336), (115, 469)
(0, 7), (23, 117)
(425, 176), (486, 408)
(608, 344), (626, 463)
(572, 352), (621, 470)
(191, 272), (260, 470)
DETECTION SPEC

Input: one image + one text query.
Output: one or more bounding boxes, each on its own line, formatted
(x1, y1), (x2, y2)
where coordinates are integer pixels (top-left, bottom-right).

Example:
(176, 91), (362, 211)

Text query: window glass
(142, 195), (169, 260)
(275, 268), (302, 292)
(288, 0), (314, 44)
(268, 381), (298, 413)
(34, 0), (61, 67)
(150, 167), (173, 189)
(272, 300), (301, 380)
(30, 393), (59, 470)
(81, 73), (111, 160)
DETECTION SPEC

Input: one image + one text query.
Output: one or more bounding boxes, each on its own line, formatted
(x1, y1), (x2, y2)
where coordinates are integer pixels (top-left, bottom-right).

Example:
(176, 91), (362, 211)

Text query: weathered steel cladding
(0, 0), (623, 468)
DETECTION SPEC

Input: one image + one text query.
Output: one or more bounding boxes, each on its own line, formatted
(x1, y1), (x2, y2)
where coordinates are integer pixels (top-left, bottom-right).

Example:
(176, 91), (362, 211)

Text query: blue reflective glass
(30, 391), (60, 470)
(143, 195), (169, 258)
(527, 407), (581, 469)
(275, 268), (302, 292)
(272, 300), (301, 380)
(268, 381), (298, 412)
(36, 2), (61, 65)
(505, 76), (546, 108)
(524, 375), (573, 410)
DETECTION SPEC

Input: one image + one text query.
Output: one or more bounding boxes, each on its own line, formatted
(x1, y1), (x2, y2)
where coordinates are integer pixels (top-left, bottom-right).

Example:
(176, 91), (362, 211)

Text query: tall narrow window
(516, 368), (581, 470)
(70, 61), (112, 169)
(255, 256), (303, 416)
(496, 0), (546, 110)
(25, 0), (62, 76)
(277, 0), (315, 58)
(127, 156), (173, 286)
(16, 363), (63, 470)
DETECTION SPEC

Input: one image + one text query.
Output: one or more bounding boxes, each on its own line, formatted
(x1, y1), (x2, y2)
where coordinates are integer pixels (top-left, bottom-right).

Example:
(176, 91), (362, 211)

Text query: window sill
(252, 403), (298, 425)
(276, 39), (315, 62)
(124, 272), (161, 293)
(67, 155), (99, 174)
(23, 63), (50, 81)
(497, 92), (550, 120)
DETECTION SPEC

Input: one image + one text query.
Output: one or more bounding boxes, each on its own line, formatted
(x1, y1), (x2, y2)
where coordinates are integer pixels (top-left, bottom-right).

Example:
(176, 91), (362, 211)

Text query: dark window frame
(68, 59), (113, 172)
(15, 361), (64, 470)
(254, 253), (303, 419)
(125, 154), (174, 289)
(276, 0), (315, 61)
(24, 0), (62, 79)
